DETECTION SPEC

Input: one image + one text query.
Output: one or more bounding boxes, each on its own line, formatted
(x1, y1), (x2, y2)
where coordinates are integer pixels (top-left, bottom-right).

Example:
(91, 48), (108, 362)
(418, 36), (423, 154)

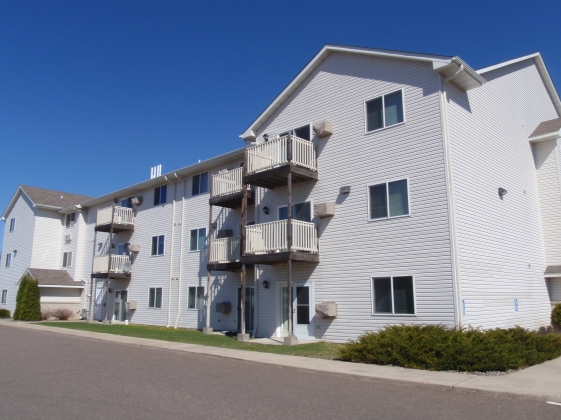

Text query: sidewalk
(2, 319), (560, 402)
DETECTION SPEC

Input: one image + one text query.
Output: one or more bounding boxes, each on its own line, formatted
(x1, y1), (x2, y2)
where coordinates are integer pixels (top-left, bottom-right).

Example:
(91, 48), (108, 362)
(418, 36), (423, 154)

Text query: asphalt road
(0, 325), (559, 420)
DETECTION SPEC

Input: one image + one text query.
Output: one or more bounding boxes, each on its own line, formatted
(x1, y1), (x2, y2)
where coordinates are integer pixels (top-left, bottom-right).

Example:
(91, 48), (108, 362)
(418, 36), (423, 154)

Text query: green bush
(0, 309), (10, 318)
(552, 304), (561, 329)
(339, 325), (561, 372)
(13, 276), (41, 321)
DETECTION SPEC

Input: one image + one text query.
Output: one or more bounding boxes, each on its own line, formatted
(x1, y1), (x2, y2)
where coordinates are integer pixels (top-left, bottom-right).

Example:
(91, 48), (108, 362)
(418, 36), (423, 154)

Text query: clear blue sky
(1, 0), (560, 242)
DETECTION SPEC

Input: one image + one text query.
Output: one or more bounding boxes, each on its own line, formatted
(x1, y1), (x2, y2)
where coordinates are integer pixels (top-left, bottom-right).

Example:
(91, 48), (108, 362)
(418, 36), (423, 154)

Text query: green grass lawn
(38, 322), (341, 359)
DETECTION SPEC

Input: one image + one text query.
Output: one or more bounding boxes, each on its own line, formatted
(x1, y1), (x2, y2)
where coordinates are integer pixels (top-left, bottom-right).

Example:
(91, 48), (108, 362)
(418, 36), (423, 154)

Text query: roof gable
(240, 44), (484, 139)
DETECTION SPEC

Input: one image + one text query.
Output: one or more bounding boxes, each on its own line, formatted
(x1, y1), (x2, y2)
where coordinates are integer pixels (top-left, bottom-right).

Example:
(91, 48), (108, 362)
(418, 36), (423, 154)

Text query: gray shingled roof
(24, 268), (83, 287)
(20, 185), (92, 208)
(529, 118), (561, 138)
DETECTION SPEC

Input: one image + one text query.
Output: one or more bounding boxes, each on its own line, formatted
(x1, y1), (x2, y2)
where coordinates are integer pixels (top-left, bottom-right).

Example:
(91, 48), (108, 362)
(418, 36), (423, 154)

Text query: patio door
(113, 290), (127, 322)
(279, 283), (314, 340)
(93, 280), (105, 321)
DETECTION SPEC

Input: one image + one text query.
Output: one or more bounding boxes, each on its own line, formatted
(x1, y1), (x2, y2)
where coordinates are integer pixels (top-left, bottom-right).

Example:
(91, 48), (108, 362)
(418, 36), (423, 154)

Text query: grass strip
(38, 322), (341, 360)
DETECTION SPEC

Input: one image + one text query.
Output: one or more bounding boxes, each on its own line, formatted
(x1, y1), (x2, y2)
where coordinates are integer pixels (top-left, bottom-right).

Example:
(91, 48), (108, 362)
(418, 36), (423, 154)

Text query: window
(117, 243), (127, 255)
(188, 286), (205, 309)
(151, 235), (165, 256)
(190, 228), (207, 251)
(9, 218), (16, 232)
(365, 90), (404, 132)
(148, 287), (162, 308)
(121, 197), (133, 208)
(65, 212), (76, 228)
(5, 253), (11, 268)
(368, 179), (409, 220)
(279, 124), (311, 141)
(372, 276), (415, 315)
(62, 251), (73, 268)
(192, 172), (209, 196)
(279, 201), (312, 222)
(153, 185), (167, 206)
(1, 290), (7, 304)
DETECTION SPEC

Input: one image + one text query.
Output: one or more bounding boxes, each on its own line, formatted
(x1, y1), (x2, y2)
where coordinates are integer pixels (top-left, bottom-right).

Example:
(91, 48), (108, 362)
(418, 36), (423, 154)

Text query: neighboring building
(2, 45), (561, 343)
(0, 186), (92, 318)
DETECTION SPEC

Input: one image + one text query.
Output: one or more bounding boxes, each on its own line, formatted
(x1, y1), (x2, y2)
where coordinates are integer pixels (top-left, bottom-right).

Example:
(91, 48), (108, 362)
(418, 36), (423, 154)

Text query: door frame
(237, 286), (255, 333)
(275, 281), (315, 340)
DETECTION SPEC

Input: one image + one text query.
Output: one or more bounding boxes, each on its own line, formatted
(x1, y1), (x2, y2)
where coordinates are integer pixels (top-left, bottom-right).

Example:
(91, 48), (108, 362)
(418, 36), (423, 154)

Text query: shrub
(51, 308), (73, 321)
(0, 309), (10, 318)
(552, 304), (561, 329)
(41, 311), (52, 321)
(338, 324), (561, 372)
(13, 276), (41, 321)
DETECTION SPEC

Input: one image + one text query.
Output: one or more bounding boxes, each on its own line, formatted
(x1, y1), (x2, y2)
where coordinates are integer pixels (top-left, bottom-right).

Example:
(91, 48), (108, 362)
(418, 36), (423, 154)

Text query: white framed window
(153, 185), (167, 206)
(371, 276), (415, 315)
(62, 251), (73, 268)
(151, 235), (165, 256)
(368, 179), (410, 220)
(121, 197), (133, 208)
(188, 286), (204, 309)
(65, 212), (76, 228)
(5, 253), (11, 268)
(365, 89), (405, 133)
(278, 124), (311, 141)
(278, 201), (312, 222)
(9, 218), (16, 232)
(117, 243), (127, 255)
(192, 172), (209, 196)
(148, 287), (162, 308)
(190, 228), (207, 251)
(1, 289), (7, 304)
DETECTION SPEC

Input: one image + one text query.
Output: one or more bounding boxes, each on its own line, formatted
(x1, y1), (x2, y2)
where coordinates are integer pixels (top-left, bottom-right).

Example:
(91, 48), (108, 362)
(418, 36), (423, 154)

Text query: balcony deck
(95, 206), (135, 233)
(210, 167), (255, 208)
(243, 135), (318, 189)
(91, 255), (132, 279)
(241, 220), (319, 265)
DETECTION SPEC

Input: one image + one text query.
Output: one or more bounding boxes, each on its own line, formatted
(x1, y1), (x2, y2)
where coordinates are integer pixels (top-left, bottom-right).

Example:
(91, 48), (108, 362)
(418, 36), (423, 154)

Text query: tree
(14, 276), (41, 321)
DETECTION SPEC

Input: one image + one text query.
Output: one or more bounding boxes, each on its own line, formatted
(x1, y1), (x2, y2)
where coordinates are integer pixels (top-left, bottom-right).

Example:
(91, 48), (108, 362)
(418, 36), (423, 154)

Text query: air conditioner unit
(125, 301), (137, 310)
(129, 243), (140, 253)
(131, 196), (143, 206)
(65, 234), (72, 242)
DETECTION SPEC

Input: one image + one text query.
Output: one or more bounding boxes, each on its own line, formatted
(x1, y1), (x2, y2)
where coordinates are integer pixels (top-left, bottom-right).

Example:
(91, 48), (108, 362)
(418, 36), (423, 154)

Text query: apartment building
(2, 45), (560, 344)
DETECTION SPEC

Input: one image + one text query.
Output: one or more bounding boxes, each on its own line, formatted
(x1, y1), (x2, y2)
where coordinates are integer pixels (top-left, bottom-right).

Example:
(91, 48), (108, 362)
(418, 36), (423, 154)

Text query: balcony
(91, 255), (132, 279)
(209, 167), (254, 208)
(241, 219), (319, 265)
(95, 206), (135, 233)
(207, 236), (242, 271)
(244, 135), (318, 189)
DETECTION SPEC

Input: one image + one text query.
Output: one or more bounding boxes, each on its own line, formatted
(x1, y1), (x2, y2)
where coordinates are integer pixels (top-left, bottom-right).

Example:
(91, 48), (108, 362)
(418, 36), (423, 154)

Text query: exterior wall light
(263, 134), (269, 142)
(498, 187), (508, 197)
(262, 280), (270, 289)
(263, 206), (269, 215)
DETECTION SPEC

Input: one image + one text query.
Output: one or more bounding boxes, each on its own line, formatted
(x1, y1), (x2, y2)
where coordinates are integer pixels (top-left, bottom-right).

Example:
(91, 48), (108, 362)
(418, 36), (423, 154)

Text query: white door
(113, 290), (127, 322)
(94, 280), (105, 321)
(279, 283), (314, 340)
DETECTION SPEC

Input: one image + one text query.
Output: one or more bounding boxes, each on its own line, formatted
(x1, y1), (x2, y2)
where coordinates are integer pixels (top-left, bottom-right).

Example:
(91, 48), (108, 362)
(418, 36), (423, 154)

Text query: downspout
(439, 75), (463, 327)
(174, 179), (187, 329)
(167, 179), (177, 327)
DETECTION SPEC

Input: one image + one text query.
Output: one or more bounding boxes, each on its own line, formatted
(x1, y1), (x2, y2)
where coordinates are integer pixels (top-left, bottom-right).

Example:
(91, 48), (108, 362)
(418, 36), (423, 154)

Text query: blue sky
(1, 0), (560, 242)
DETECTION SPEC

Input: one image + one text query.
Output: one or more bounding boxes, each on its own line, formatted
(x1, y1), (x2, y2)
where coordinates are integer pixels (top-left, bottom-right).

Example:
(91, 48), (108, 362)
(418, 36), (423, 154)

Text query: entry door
(113, 290), (127, 322)
(237, 287), (255, 332)
(94, 280), (105, 321)
(280, 283), (314, 339)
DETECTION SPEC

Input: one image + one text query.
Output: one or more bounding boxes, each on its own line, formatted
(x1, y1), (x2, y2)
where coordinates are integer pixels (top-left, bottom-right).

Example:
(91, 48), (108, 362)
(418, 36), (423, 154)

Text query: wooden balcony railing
(96, 206), (135, 227)
(211, 167), (243, 198)
(246, 135), (317, 175)
(209, 236), (241, 263)
(245, 220), (318, 254)
(92, 255), (132, 275)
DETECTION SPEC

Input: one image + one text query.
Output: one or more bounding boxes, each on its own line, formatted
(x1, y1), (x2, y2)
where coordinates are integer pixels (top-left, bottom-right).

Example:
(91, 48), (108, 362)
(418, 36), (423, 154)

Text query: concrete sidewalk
(2, 320), (560, 402)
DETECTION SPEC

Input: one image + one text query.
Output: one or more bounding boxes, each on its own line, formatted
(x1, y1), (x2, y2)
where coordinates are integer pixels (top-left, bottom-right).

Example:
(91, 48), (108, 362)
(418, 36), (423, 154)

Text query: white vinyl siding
(446, 58), (556, 330)
(252, 52), (455, 341)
